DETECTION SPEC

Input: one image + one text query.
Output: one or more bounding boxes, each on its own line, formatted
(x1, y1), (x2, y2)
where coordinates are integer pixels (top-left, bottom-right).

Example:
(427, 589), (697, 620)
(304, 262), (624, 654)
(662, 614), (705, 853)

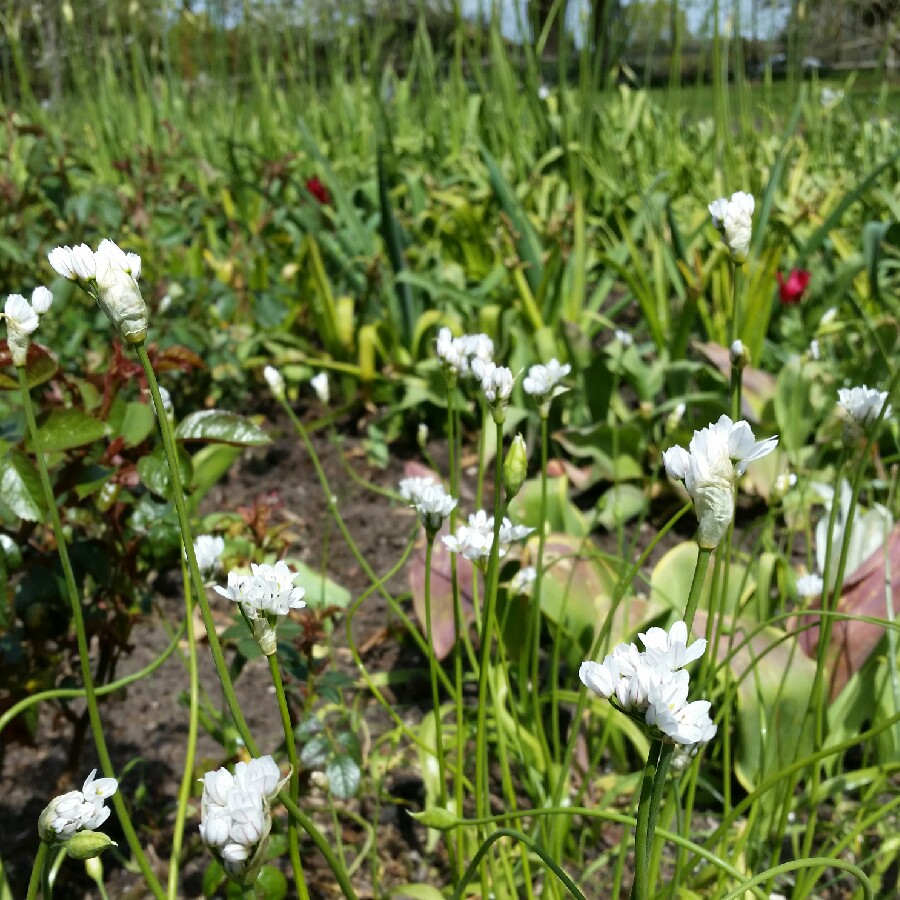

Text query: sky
(459, 0), (792, 43)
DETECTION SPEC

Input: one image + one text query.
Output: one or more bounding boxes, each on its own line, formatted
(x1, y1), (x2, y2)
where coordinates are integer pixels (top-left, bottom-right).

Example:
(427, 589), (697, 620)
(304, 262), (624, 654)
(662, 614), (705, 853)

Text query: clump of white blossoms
(49, 239), (148, 344)
(214, 561), (306, 655)
(199, 756), (287, 884)
(3, 287), (53, 366)
(442, 510), (533, 563)
(837, 385), (891, 428)
(509, 565), (537, 596)
(436, 327), (494, 378)
(795, 572), (824, 598)
(194, 534), (226, 581)
(38, 769), (118, 858)
(471, 357), (515, 422)
(523, 358), (571, 414)
(310, 371), (329, 404)
(399, 476), (457, 535)
(663, 415), (778, 549)
(580, 621), (716, 752)
(708, 191), (755, 263)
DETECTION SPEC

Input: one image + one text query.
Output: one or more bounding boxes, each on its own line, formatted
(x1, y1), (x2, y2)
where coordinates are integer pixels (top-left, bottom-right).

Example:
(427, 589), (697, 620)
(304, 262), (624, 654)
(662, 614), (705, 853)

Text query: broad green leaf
(31, 409), (109, 453)
(0, 451), (46, 521)
(389, 887), (446, 900)
(326, 753), (361, 799)
(300, 734), (331, 767)
(283, 559), (351, 610)
(508, 475), (589, 538)
(595, 483), (646, 530)
(137, 446), (193, 500)
(117, 402), (156, 448)
(175, 410), (270, 446)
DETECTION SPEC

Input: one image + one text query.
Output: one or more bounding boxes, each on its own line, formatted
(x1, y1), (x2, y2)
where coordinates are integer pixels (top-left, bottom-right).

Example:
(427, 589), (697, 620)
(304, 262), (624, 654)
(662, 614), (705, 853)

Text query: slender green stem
(167, 562), (200, 899)
(630, 740), (662, 900)
(683, 547), (713, 633)
(137, 347), (355, 897)
(423, 537), (449, 811)
(531, 414), (552, 761)
(475, 420), (505, 820)
(450, 828), (587, 900)
(26, 842), (48, 900)
(267, 655), (310, 900)
(17, 365), (164, 900)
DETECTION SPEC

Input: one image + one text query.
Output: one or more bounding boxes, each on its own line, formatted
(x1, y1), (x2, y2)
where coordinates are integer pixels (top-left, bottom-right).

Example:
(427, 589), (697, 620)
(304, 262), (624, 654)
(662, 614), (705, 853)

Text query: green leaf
(137, 446), (193, 500)
(0, 450), (46, 521)
(326, 753), (361, 799)
(175, 410), (270, 446)
(201, 860), (225, 897)
(283, 559), (351, 610)
(862, 220), (900, 302)
(252, 866), (287, 900)
(389, 888), (446, 900)
(31, 409), (109, 453)
(190, 443), (243, 509)
(117, 402), (156, 448)
(300, 734), (331, 767)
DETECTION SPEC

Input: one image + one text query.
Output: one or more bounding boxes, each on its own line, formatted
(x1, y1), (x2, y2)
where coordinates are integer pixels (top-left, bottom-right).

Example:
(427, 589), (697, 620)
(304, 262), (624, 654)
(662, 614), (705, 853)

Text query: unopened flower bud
(263, 365), (285, 400)
(503, 434), (528, 500)
(65, 831), (117, 860)
(730, 339), (748, 368)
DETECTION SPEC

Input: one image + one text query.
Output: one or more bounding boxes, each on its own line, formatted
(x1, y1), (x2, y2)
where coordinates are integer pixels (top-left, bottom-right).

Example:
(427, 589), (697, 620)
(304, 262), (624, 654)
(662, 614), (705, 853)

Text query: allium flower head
(442, 510), (533, 563)
(709, 191), (754, 262)
(471, 358), (515, 421)
(92, 239), (148, 343)
(4, 293), (40, 366)
(795, 572), (823, 598)
(194, 534), (225, 580)
(263, 366), (285, 400)
(310, 371), (329, 404)
(39, 769), (118, 844)
(200, 756), (285, 880)
(837, 385), (891, 427)
(399, 476), (457, 534)
(523, 358), (571, 408)
(436, 327), (494, 377)
(663, 415), (778, 548)
(580, 620), (716, 752)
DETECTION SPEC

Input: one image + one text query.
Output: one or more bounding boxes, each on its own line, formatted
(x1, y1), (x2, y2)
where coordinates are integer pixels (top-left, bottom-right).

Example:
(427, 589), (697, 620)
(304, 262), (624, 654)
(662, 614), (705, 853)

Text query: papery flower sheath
(4, 293), (40, 366)
(93, 239), (149, 343)
(663, 415), (778, 548)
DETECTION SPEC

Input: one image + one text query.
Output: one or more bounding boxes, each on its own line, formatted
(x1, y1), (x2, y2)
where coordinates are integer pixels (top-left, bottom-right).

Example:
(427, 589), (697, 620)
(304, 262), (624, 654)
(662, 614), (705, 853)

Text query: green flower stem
(167, 563), (200, 899)
(475, 420), (505, 821)
(0, 623), (184, 737)
(423, 537), (449, 813)
(719, 858), (873, 900)
(267, 654), (310, 900)
(26, 841), (48, 900)
(17, 365), (165, 900)
(135, 345), (254, 744)
(630, 739), (662, 900)
(137, 348), (355, 897)
(683, 547), (713, 634)
(450, 828), (586, 900)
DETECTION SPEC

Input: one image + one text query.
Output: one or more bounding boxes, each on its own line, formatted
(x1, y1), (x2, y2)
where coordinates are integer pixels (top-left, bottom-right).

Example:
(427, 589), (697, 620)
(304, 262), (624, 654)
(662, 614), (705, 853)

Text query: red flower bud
(305, 176), (331, 206)
(776, 268), (811, 305)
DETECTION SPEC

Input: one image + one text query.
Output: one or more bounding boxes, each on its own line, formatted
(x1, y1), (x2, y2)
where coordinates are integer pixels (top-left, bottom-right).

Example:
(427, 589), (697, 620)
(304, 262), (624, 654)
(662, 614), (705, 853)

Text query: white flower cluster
(39, 769), (118, 842)
(523, 358), (571, 405)
(263, 365), (285, 400)
(194, 534), (225, 580)
(214, 561), (306, 655)
(49, 239), (148, 343)
(200, 756), (284, 877)
(310, 371), (329, 404)
(399, 476), (457, 533)
(509, 565), (537, 596)
(580, 621), (717, 751)
(442, 510), (533, 562)
(4, 287), (53, 366)
(795, 572), (824, 598)
(708, 191), (754, 262)
(471, 357), (515, 420)
(435, 327), (494, 377)
(663, 414), (778, 548)
(837, 385), (891, 427)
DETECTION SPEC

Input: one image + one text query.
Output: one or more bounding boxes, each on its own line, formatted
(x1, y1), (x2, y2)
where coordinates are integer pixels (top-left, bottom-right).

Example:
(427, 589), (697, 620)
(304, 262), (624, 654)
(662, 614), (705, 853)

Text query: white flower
(31, 286), (54, 315)
(538, 84), (550, 100)
(436, 327), (494, 377)
(614, 329), (633, 347)
(809, 339), (820, 360)
(646, 679), (717, 747)
(663, 415), (778, 548)
(310, 372), (329, 404)
(441, 510), (532, 562)
(820, 307), (838, 327)
(510, 566), (537, 596)
(795, 572), (823, 598)
(639, 620), (707, 671)
(837, 385), (891, 427)
(158, 294), (172, 313)
(709, 191), (754, 262)
(522, 358), (571, 404)
(199, 756), (284, 877)
(730, 339), (748, 365)
(821, 87), (843, 108)
(214, 561), (306, 655)
(48, 243), (96, 281)
(4, 293), (40, 366)
(471, 358), (515, 419)
(93, 240), (148, 343)
(399, 477), (457, 532)
(39, 769), (118, 843)
(194, 535), (225, 580)
(263, 365), (285, 400)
